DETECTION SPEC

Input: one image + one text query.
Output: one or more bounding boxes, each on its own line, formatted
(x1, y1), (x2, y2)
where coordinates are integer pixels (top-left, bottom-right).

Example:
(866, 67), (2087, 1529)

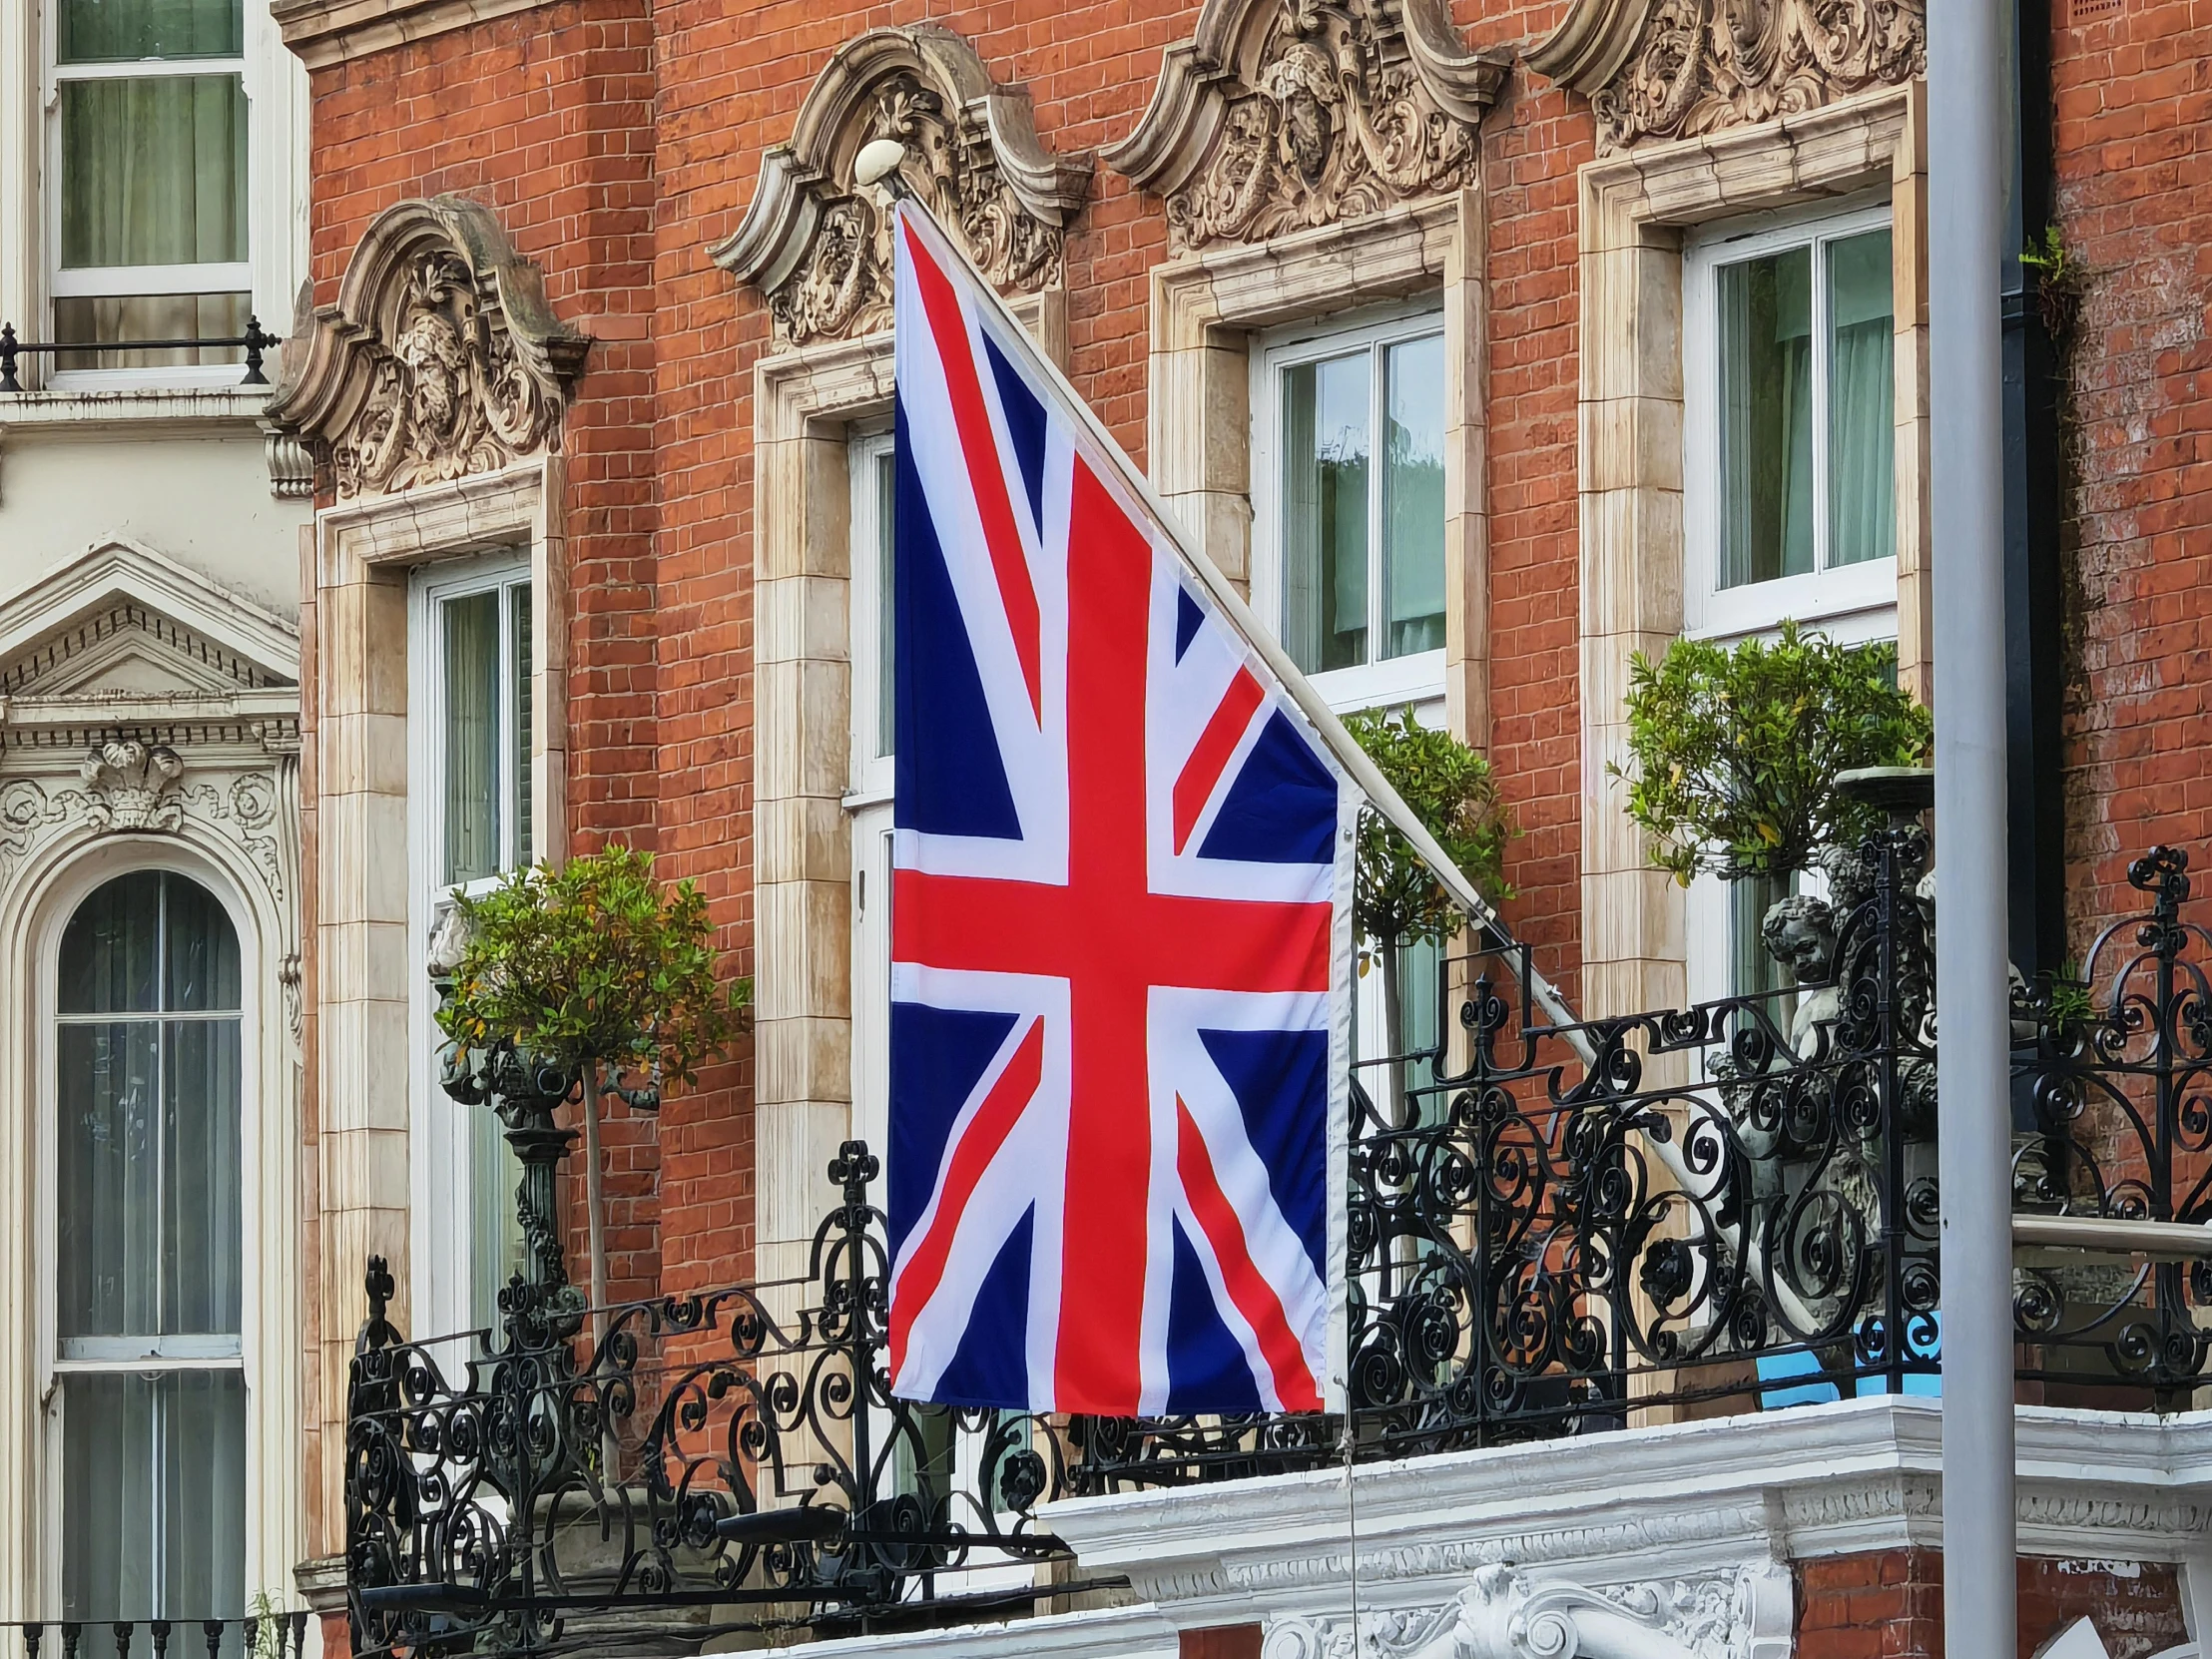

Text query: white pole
(1930, 0), (2017, 1651)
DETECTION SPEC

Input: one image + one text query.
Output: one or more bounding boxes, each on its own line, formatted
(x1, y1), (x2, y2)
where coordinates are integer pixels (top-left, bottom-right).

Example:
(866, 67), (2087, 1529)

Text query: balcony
(343, 818), (2212, 1656)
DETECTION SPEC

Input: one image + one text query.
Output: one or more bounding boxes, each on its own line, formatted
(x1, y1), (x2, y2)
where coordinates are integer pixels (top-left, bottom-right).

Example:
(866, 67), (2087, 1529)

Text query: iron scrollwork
(345, 1146), (1091, 1658)
(1077, 808), (1951, 1487)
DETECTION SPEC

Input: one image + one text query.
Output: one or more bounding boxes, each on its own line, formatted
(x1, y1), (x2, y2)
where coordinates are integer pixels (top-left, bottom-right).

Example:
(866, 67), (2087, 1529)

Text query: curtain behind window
(1382, 335), (1445, 660)
(1827, 230), (1897, 568)
(1281, 353), (1371, 674)
(1719, 249), (1814, 587)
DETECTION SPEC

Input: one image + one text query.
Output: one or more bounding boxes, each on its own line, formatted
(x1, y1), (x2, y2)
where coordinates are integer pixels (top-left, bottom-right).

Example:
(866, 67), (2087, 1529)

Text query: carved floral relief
(1168, 0), (1483, 251)
(1107, 0), (1503, 255)
(719, 26), (1092, 346)
(1532, 0), (1924, 153)
(267, 197), (588, 501)
(80, 741), (186, 833)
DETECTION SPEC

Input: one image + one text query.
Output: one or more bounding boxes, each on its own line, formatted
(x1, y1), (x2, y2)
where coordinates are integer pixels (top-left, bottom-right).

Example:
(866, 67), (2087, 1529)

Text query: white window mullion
(1810, 230), (1832, 579)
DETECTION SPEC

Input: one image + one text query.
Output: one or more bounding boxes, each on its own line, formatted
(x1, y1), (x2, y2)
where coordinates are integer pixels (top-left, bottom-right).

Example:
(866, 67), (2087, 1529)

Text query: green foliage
(1611, 621), (1932, 885)
(2021, 225), (2085, 339)
(1344, 706), (1512, 947)
(248, 1591), (283, 1659)
(435, 844), (751, 1090)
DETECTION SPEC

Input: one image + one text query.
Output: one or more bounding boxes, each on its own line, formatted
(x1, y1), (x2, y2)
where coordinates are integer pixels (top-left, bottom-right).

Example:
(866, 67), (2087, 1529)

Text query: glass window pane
(877, 449), (896, 760)
(63, 1373), (155, 1617)
(55, 292), (250, 371)
(1732, 869), (1801, 1021)
(1382, 334), (1446, 660)
(164, 1371), (249, 1617)
(1394, 934), (1444, 1114)
(468, 1104), (527, 1332)
(510, 582), (533, 866)
(164, 873), (241, 1012)
(1718, 247), (1815, 588)
(60, 0), (243, 61)
(442, 589), (501, 884)
(59, 1021), (163, 1338)
(60, 76), (248, 269)
(1281, 352), (1371, 673)
(59, 870), (162, 1013)
(164, 1018), (242, 1335)
(63, 1372), (246, 1619)
(1827, 229), (1897, 569)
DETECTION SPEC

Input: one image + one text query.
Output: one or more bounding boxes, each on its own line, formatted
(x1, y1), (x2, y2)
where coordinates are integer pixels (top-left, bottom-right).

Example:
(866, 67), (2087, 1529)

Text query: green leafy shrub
(434, 843), (751, 1090)
(1612, 621), (1931, 885)
(1345, 705), (1512, 945)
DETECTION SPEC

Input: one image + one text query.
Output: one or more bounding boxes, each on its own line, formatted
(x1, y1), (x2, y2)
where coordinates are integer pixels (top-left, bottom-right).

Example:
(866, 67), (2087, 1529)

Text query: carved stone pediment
(715, 25), (1092, 346)
(265, 197), (588, 500)
(1527, 0), (1924, 153)
(1107, 0), (1505, 255)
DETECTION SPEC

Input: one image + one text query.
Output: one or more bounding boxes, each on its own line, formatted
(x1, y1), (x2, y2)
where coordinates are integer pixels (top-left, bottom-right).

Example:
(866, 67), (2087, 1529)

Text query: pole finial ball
(855, 138), (908, 193)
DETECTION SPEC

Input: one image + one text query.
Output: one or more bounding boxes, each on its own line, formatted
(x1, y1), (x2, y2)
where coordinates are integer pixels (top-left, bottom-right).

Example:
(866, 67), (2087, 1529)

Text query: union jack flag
(885, 202), (1354, 1417)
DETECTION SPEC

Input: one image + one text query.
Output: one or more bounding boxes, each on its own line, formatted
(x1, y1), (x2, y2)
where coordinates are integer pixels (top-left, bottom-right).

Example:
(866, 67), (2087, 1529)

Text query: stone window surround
(1147, 194), (1491, 744)
(305, 456), (566, 1530)
(0, 544), (304, 1628)
(750, 293), (1062, 1288)
(1576, 83), (1930, 1020)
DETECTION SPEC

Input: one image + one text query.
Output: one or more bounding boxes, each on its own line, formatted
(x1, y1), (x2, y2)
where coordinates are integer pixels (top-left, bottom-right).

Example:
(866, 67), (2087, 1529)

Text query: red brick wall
(1796, 1549), (2189, 1659)
(303, 0), (1604, 1299)
(1459, 0), (1589, 994)
(2049, 0), (2212, 950)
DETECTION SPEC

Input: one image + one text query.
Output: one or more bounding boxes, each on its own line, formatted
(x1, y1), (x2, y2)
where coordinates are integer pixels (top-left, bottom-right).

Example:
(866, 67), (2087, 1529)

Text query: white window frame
(30, 0), (305, 393)
(34, 848), (263, 1617)
(1681, 196), (1901, 1008)
(1250, 300), (1449, 714)
(1681, 195), (1900, 646)
(407, 548), (535, 1342)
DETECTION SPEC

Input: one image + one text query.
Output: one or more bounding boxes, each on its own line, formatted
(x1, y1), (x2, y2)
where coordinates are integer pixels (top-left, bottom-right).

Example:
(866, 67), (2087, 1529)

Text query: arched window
(55, 868), (246, 1619)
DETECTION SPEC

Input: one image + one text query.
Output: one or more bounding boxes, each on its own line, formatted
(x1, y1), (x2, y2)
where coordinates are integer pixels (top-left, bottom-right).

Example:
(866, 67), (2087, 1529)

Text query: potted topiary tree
(1344, 706), (1512, 1122)
(434, 844), (751, 1346)
(1610, 620), (1933, 896)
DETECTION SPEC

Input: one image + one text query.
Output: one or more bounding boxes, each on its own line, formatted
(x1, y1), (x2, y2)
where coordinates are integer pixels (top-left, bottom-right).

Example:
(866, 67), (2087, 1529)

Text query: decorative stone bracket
(1526, 0), (1925, 153)
(1106, 0), (1506, 254)
(1262, 1564), (1795, 1659)
(714, 24), (1092, 345)
(265, 196), (588, 500)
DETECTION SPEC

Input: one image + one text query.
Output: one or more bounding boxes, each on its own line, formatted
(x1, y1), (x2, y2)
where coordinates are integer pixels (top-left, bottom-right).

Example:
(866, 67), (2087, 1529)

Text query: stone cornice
(271, 0), (548, 71)
(715, 25), (1091, 346)
(1043, 1401), (2212, 1632)
(1526, 0), (1924, 154)
(1107, 0), (1504, 254)
(266, 196), (588, 502)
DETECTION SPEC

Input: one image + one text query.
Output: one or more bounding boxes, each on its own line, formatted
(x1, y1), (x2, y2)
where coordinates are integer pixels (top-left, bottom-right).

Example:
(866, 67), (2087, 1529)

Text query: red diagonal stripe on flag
(900, 219), (1043, 721)
(890, 1018), (1046, 1370)
(1176, 1097), (1322, 1411)
(1172, 666), (1265, 854)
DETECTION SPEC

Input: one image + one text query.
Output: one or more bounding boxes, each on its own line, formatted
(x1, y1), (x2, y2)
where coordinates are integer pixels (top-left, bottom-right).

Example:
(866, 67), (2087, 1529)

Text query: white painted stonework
(778, 1399), (2212, 1659)
(0, 538), (305, 1626)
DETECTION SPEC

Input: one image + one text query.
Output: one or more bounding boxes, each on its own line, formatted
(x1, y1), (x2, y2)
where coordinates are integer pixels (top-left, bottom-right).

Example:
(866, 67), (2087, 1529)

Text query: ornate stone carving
(265, 197), (588, 499)
(1261, 1564), (1793, 1659)
(1527, 0), (1924, 154)
(81, 742), (186, 832)
(716, 26), (1092, 345)
(1107, 0), (1504, 255)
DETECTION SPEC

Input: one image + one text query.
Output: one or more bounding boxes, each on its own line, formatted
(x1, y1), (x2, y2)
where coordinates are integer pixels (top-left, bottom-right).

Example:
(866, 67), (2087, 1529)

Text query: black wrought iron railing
(0, 1620), (309, 1659)
(346, 1146), (1101, 1659)
(0, 319), (278, 392)
(348, 803), (2212, 1649)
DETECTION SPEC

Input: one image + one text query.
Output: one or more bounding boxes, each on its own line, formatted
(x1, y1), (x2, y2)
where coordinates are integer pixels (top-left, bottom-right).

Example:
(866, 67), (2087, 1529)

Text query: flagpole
(870, 159), (1588, 1046)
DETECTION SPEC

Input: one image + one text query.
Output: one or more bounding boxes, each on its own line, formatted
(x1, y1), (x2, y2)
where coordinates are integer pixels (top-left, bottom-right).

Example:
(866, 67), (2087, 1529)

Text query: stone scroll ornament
(1106, 0), (1506, 255)
(1261, 1563), (1795, 1659)
(714, 25), (1092, 345)
(264, 197), (589, 500)
(1527, 0), (1924, 154)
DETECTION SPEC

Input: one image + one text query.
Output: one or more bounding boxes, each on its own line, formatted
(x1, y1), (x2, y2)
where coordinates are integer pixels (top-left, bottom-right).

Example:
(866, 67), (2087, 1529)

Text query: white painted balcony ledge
(795, 1399), (2212, 1659)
